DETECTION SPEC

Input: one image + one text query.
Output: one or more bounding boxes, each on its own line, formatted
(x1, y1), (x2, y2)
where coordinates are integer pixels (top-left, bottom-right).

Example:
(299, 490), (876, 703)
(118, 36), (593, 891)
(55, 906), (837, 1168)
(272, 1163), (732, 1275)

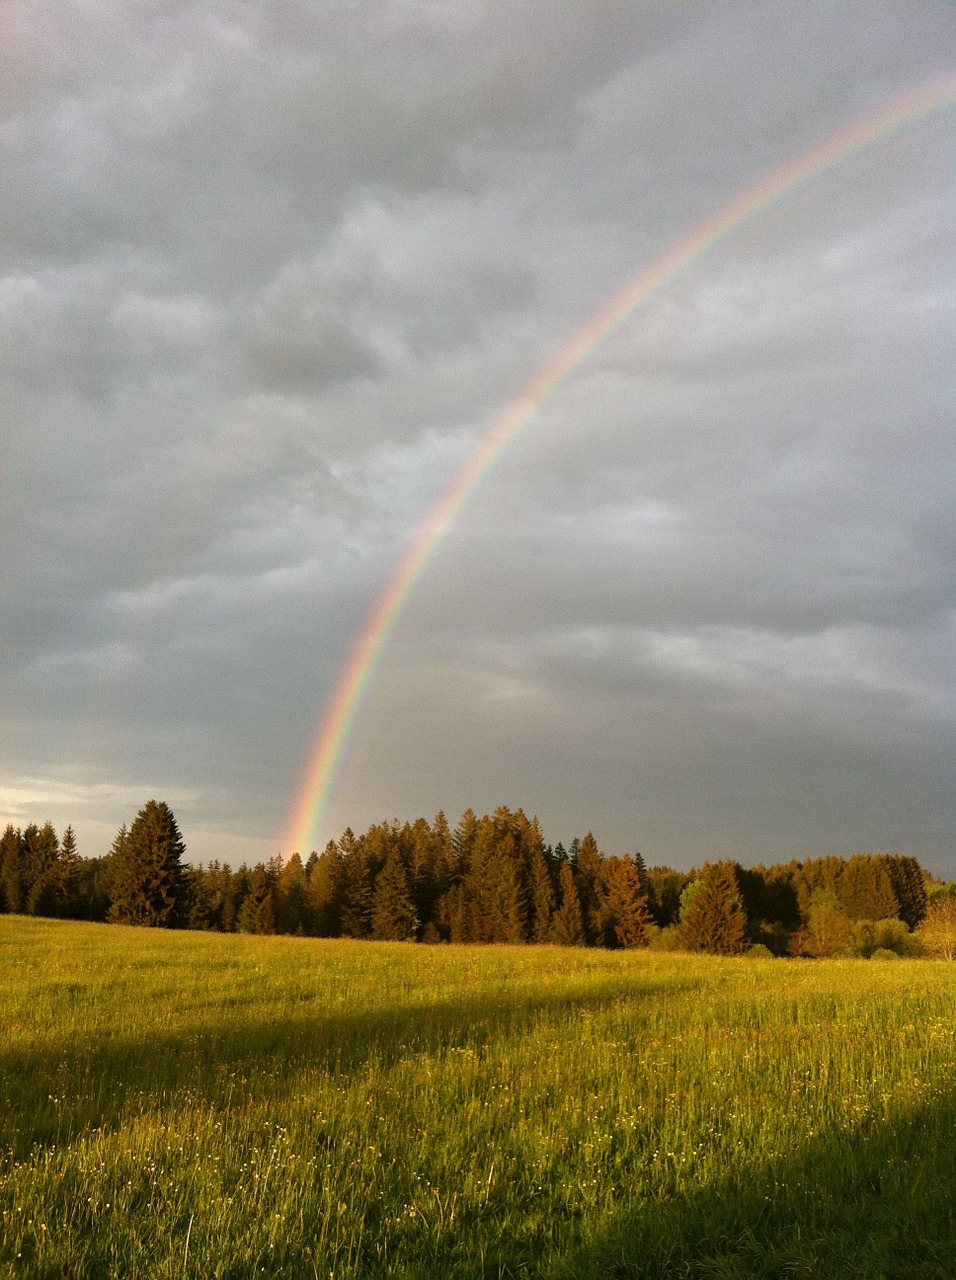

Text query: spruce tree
(603, 855), (651, 949)
(107, 801), (187, 927)
(236, 862), (278, 934)
(338, 829), (373, 939)
(57, 825), (83, 918)
(528, 842), (556, 943)
(837, 855), (898, 921)
(679, 862), (748, 955)
(0, 825), (22, 914)
(25, 822), (60, 916)
(551, 861), (585, 946)
(880, 854), (928, 929)
(573, 832), (605, 944)
(371, 846), (418, 941)
(223, 865), (251, 932)
(277, 852), (307, 934)
(307, 842), (344, 936)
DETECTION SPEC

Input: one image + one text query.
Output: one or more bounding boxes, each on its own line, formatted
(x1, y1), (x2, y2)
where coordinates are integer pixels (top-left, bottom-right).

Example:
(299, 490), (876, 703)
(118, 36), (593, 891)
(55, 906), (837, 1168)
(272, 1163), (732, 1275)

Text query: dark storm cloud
(1, 1), (953, 871)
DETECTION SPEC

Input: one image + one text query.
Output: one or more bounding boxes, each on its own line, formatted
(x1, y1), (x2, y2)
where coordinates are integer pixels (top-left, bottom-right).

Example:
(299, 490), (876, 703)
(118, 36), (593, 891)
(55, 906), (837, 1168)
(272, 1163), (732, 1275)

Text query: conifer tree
(603, 855), (651, 949)
(0, 825), (22, 914)
(277, 852), (308, 934)
(185, 861), (219, 931)
(25, 822), (60, 916)
(107, 801), (187, 927)
(236, 862), (278, 934)
(646, 866), (689, 927)
(452, 808), (479, 881)
(551, 860), (585, 946)
(573, 832), (606, 944)
(223, 864), (251, 932)
(837, 855), (899, 921)
(338, 829), (373, 938)
(463, 816), (498, 942)
(528, 842), (556, 943)
(880, 854), (928, 929)
(679, 861), (748, 955)
(432, 810), (456, 891)
(56, 825), (83, 918)
(371, 846), (418, 941)
(436, 882), (467, 943)
(307, 842), (344, 937)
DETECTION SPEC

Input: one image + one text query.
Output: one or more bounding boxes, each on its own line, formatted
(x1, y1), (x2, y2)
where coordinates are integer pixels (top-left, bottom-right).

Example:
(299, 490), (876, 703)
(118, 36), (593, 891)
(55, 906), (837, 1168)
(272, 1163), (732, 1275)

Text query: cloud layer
(2, 1), (954, 873)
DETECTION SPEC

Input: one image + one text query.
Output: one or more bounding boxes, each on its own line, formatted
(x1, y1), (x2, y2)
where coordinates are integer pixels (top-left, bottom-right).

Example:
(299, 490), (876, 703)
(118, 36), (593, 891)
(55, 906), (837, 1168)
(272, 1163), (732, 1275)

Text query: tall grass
(2, 916), (955, 1278)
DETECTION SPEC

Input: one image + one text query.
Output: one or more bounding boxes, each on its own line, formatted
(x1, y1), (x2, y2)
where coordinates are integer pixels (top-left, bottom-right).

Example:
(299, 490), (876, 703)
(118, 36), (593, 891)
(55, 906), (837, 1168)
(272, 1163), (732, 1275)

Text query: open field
(2, 918), (955, 1278)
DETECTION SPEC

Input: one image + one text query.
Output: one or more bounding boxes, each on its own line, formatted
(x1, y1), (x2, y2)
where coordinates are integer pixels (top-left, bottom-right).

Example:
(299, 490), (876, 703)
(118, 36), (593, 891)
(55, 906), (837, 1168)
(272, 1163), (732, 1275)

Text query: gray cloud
(1, 1), (953, 874)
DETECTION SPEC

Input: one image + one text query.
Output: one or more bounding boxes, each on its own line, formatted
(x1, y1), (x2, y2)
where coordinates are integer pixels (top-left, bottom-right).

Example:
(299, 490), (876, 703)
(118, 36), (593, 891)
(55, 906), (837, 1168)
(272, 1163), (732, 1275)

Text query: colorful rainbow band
(284, 75), (956, 856)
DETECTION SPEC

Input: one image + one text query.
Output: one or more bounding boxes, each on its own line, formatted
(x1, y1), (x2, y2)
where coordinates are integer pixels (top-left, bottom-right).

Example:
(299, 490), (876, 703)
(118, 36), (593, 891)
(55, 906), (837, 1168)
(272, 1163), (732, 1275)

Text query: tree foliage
(0, 804), (946, 957)
(108, 801), (187, 928)
(679, 862), (748, 956)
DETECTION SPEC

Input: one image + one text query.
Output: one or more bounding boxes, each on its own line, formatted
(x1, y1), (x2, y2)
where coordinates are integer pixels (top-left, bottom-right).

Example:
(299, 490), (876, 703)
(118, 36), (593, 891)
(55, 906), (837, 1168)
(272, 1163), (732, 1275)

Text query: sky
(2, 1), (955, 877)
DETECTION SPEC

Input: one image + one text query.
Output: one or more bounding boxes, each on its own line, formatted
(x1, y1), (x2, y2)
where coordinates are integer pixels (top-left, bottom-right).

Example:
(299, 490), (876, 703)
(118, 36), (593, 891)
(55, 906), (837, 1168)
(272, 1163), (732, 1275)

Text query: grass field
(2, 917), (955, 1279)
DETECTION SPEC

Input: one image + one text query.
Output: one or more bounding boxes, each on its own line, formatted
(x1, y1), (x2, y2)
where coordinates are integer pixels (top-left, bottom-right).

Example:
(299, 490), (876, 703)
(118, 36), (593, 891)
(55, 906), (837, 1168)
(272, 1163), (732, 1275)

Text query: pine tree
(277, 852), (308, 934)
(25, 822), (61, 916)
(679, 862), (748, 955)
(603, 855), (651, 949)
(551, 861), (585, 946)
(880, 854), (928, 930)
(452, 808), (479, 881)
(56, 825), (84, 918)
(339, 829), (373, 939)
(646, 866), (689, 927)
(402, 818), (437, 935)
(837, 855), (899, 921)
(107, 801), (187, 927)
(436, 882), (467, 943)
(371, 846), (418, 941)
(573, 832), (605, 945)
(0, 825), (22, 913)
(223, 864), (251, 932)
(528, 841), (556, 943)
(185, 862), (218, 931)
(307, 842), (344, 936)
(236, 862), (278, 934)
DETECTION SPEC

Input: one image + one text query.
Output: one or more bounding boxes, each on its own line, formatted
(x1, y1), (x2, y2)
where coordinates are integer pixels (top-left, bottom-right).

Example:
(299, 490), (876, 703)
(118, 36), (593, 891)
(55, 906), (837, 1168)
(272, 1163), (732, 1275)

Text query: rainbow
(283, 74), (956, 855)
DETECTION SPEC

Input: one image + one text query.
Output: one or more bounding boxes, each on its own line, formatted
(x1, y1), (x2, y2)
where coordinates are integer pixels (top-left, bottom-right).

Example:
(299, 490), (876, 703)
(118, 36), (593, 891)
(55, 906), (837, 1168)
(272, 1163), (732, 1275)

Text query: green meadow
(2, 917), (955, 1279)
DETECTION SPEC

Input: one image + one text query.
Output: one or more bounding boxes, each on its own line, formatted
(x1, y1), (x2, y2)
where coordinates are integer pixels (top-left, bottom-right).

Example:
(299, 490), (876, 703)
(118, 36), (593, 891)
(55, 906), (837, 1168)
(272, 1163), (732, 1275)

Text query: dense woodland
(3, 800), (955, 957)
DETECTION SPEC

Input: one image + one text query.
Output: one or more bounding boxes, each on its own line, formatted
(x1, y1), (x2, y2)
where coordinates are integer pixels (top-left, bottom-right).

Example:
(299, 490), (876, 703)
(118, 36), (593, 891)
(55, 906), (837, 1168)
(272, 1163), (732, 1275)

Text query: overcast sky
(2, 1), (954, 876)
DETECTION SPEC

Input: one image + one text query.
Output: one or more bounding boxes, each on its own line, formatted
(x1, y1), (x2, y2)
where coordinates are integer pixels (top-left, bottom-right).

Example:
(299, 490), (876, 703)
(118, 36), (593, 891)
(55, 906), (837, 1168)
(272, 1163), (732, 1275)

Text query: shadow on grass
(547, 1089), (956, 1280)
(0, 976), (697, 1159)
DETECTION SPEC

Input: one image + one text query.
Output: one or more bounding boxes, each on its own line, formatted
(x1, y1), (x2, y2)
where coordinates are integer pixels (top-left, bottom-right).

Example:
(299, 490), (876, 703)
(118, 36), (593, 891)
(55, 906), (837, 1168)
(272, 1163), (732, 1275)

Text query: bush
(746, 943), (774, 959)
(854, 917), (912, 958)
(871, 948), (901, 961)
(646, 924), (684, 952)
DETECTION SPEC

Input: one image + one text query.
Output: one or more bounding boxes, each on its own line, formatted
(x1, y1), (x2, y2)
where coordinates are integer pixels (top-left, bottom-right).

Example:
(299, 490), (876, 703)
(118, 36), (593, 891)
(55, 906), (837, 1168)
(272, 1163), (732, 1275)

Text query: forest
(2, 800), (953, 958)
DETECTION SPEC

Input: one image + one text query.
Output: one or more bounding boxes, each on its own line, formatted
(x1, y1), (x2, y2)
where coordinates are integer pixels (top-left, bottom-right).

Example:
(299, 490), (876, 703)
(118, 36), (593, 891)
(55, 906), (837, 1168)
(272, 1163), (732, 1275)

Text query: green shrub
(646, 923), (684, 951)
(746, 943), (774, 959)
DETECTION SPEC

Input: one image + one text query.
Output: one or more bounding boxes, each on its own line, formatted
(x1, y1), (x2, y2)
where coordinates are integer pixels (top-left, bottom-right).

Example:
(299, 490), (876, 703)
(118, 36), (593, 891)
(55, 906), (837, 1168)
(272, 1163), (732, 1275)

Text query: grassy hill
(2, 916), (955, 1278)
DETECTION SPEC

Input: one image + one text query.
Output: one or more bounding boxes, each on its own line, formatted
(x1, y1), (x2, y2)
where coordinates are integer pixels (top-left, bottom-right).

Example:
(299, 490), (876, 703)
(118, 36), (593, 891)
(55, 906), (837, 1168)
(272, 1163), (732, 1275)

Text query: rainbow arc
(284, 75), (956, 856)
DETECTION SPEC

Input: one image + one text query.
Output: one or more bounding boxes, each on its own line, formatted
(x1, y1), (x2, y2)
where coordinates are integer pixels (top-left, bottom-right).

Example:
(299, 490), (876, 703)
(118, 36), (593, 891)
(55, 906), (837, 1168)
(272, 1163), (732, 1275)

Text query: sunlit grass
(2, 916), (955, 1278)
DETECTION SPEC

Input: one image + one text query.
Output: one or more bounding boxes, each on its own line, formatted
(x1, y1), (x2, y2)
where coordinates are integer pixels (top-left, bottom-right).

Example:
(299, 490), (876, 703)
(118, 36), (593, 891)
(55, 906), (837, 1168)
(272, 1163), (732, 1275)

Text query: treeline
(2, 801), (953, 957)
